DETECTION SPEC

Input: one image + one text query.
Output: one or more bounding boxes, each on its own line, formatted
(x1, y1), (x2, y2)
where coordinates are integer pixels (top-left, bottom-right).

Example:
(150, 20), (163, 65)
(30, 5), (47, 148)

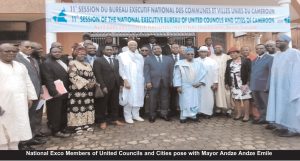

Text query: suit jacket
(162, 44), (172, 55)
(40, 57), (70, 97)
(167, 54), (185, 65)
(15, 53), (42, 96)
(225, 57), (251, 87)
(250, 53), (273, 91)
(144, 55), (173, 88)
(93, 56), (122, 91)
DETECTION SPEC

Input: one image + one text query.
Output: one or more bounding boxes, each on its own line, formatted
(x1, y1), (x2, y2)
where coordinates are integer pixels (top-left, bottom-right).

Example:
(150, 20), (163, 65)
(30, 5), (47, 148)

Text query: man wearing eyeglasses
(173, 48), (207, 123)
(140, 46), (150, 59)
(15, 41), (46, 149)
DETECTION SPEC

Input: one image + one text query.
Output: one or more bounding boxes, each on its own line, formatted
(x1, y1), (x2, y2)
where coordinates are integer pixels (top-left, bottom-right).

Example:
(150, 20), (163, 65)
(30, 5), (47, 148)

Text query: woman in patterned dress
(67, 45), (96, 134)
(225, 47), (252, 122)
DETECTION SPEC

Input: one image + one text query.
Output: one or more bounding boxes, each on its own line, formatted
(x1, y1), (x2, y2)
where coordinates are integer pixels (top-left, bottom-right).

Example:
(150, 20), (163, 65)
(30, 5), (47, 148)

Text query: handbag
(94, 83), (104, 98)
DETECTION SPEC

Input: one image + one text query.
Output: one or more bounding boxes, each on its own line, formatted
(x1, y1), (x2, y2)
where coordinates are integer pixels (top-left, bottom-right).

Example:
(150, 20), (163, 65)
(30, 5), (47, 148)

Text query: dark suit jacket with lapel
(225, 57), (251, 87)
(144, 55), (173, 88)
(40, 56), (70, 97)
(93, 56), (122, 91)
(162, 44), (172, 55)
(15, 53), (42, 96)
(250, 53), (273, 91)
(167, 54), (185, 65)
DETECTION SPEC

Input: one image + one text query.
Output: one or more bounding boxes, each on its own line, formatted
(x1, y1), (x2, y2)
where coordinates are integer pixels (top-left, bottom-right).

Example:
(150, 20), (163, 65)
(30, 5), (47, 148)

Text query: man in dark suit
(93, 45), (124, 129)
(168, 43), (184, 117)
(97, 35), (113, 57)
(144, 35), (157, 53)
(144, 45), (173, 123)
(250, 44), (273, 124)
(40, 47), (70, 138)
(162, 37), (176, 55)
(85, 44), (97, 67)
(185, 37), (198, 57)
(15, 41), (45, 149)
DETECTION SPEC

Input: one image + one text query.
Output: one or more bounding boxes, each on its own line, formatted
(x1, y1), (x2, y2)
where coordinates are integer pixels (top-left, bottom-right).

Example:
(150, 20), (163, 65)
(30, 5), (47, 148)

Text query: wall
(0, 0), (44, 13)
(28, 19), (46, 51)
(57, 32), (83, 54)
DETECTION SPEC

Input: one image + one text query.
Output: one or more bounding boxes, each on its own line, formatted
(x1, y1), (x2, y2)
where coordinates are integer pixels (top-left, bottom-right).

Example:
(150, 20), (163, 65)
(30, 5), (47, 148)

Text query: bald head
(0, 43), (18, 63)
(128, 41), (138, 52)
(241, 46), (250, 57)
(51, 42), (63, 50)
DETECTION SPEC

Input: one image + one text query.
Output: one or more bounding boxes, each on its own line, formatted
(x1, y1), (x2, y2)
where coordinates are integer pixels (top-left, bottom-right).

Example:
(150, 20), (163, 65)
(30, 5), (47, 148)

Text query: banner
(46, 3), (291, 33)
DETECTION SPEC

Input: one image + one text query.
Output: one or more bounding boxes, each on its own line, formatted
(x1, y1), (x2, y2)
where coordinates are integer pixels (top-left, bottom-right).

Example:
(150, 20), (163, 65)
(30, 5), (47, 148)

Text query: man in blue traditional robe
(266, 34), (300, 137)
(173, 48), (207, 123)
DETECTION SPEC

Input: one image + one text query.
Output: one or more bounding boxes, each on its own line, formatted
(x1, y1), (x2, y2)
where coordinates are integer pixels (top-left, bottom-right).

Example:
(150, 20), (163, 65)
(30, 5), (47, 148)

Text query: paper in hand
(54, 79), (68, 95)
(36, 100), (45, 111)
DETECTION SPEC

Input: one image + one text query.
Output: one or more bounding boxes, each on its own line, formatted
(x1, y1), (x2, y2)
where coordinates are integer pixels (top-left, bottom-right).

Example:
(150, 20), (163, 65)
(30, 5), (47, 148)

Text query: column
(46, 0), (58, 52)
(277, 0), (292, 46)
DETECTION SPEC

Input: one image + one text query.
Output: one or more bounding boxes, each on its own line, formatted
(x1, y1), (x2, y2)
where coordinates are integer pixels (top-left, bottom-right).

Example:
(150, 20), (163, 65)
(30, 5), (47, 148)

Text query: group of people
(0, 33), (299, 150)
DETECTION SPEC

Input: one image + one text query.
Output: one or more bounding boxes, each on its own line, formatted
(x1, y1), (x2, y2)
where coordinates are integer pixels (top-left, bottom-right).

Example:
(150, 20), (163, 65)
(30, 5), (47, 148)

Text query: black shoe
(277, 130), (299, 137)
(191, 117), (200, 122)
(61, 128), (74, 134)
(53, 131), (71, 138)
(253, 119), (268, 124)
(180, 119), (187, 123)
(265, 124), (276, 130)
(161, 115), (170, 121)
(273, 128), (288, 135)
(26, 138), (46, 145)
(149, 117), (156, 123)
(35, 133), (47, 138)
(204, 115), (212, 119)
(18, 143), (35, 150)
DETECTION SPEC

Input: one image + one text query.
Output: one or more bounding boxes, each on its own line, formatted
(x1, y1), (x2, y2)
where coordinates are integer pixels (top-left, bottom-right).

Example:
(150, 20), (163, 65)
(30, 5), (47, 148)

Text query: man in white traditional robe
(211, 45), (232, 116)
(119, 41), (145, 124)
(173, 48), (207, 123)
(196, 46), (219, 118)
(0, 43), (37, 150)
(266, 34), (300, 137)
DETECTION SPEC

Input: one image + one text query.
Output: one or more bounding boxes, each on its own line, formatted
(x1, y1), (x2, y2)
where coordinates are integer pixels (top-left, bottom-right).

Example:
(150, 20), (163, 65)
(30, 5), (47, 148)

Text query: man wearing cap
(266, 34), (300, 137)
(173, 47), (207, 123)
(211, 45), (232, 116)
(196, 46), (218, 118)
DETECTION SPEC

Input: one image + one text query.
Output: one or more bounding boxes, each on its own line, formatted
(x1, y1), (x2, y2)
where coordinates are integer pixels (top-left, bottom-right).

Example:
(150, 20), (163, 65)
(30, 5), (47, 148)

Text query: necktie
(256, 56), (261, 63)
(109, 58), (114, 68)
(174, 55), (178, 62)
(157, 56), (162, 63)
(28, 56), (38, 72)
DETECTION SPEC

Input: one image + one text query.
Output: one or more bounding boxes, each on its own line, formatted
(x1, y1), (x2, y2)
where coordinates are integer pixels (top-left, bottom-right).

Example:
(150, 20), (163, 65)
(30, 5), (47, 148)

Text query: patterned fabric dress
(67, 60), (95, 127)
(229, 60), (252, 100)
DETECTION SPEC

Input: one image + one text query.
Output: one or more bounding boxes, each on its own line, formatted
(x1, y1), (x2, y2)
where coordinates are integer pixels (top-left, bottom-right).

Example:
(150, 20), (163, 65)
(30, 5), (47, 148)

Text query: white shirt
(56, 60), (68, 72)
(19, 52), (30, 62)
(155, 54), (163, 63)
(257, 52), (267, 60)
(103, 55), (114, 64)
(172, 53), (180, 61)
